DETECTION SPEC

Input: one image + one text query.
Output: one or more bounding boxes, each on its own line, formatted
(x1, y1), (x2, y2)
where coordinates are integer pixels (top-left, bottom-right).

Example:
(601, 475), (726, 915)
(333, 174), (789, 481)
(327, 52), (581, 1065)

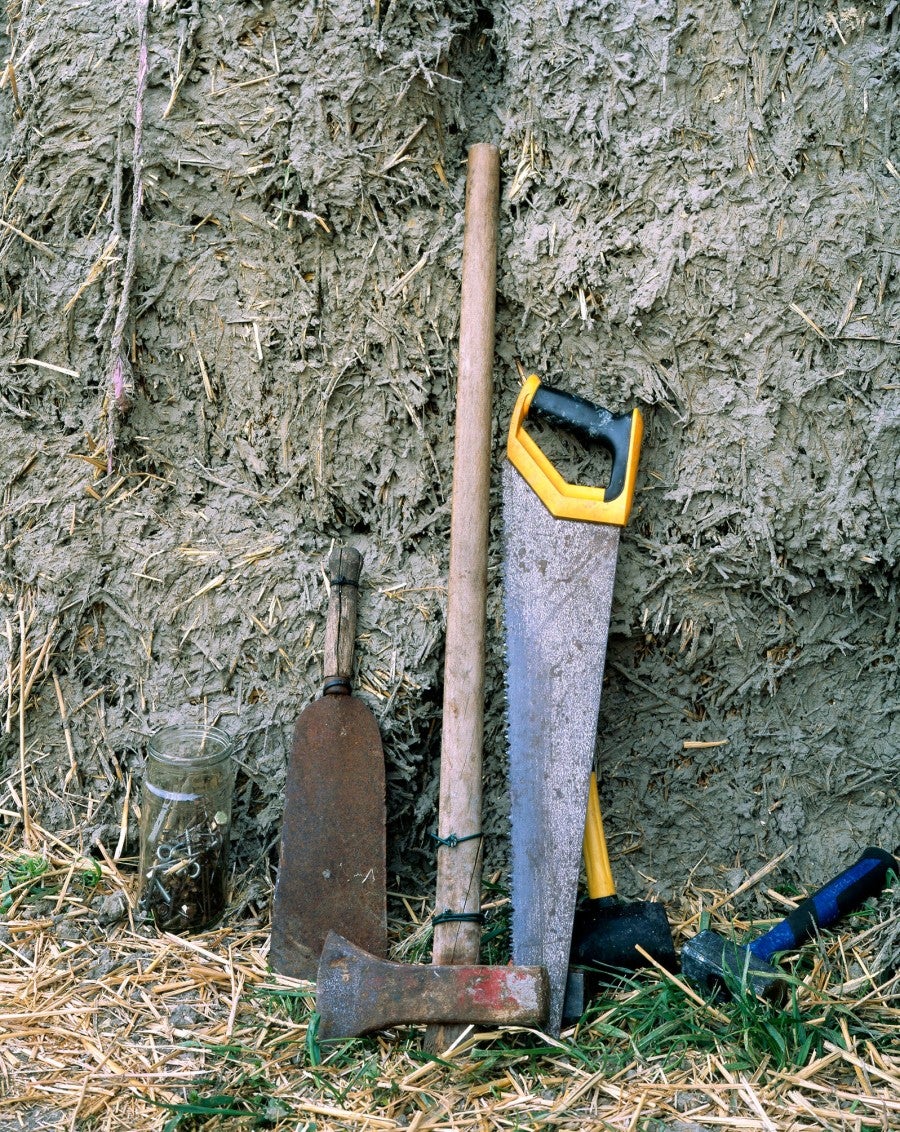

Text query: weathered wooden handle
(431, 143), (500, 971)
(322, 546), (363, 686)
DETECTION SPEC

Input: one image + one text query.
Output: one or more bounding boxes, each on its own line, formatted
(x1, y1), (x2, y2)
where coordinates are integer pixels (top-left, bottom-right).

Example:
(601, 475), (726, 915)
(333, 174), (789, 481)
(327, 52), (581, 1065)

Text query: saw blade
(503, 460), (620, 1036)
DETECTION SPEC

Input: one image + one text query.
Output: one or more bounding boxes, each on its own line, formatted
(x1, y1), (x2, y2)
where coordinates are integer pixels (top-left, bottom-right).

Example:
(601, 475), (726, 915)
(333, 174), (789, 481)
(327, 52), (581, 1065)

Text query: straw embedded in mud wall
(0, 0), (897, 909)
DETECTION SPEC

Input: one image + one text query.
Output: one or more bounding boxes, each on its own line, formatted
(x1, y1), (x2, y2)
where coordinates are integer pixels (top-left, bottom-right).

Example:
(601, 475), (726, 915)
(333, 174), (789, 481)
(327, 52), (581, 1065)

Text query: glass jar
(137, 726), (234, 932)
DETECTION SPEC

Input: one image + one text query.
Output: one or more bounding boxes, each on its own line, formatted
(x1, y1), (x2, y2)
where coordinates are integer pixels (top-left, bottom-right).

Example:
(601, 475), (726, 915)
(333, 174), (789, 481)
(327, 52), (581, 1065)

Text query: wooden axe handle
(322, 547), (362, 685)
(427, 143), (500, 1050)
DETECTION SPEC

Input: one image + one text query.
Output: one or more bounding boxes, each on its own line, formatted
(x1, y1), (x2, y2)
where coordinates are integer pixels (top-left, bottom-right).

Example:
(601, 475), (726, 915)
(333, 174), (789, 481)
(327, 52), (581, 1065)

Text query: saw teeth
(501, 461), (622, 1035)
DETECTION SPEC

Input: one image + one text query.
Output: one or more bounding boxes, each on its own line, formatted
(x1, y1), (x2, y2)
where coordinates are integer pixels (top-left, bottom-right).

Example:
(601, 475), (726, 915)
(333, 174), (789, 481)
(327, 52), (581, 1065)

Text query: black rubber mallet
(681, 846), (899, 1002)
(564, 773), (676, 1018)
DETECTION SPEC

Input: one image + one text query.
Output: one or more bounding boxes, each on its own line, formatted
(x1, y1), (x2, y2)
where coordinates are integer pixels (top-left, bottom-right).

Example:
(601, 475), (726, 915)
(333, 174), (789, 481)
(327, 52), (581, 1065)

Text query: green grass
(253, 984), (316, 1026)
(292, 959), (875, 1085)
(158, 1079), (290, 1130)
(152, 891), (898, 1128)
(0, 852), (103, 914)
(1, 853), (51, 912)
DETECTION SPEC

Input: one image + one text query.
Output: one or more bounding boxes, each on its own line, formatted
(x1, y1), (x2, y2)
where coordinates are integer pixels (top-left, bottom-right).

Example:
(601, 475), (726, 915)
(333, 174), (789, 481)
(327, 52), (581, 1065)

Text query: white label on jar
(145, 783), (203, 802)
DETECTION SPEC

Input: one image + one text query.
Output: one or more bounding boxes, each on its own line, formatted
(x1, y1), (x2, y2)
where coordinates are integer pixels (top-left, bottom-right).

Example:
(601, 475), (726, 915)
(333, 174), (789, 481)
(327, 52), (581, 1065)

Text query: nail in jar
(137, 726), (234, 932)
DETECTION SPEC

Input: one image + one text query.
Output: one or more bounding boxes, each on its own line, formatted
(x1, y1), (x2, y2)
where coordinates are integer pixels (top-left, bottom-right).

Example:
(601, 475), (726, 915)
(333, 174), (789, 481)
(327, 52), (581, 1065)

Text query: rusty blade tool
(270, 546), (387, 979)
(503, 375), (643, 1035)
(317, 931), (549, 1040)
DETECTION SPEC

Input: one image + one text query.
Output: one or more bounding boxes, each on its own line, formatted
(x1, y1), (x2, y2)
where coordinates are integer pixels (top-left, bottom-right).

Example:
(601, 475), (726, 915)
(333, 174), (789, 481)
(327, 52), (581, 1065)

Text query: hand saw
(503, 374), (643, 1035)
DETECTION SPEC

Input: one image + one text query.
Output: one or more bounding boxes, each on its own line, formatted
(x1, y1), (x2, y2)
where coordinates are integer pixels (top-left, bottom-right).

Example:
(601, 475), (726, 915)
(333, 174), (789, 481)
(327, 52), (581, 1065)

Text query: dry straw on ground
(1, 810), (897, 1131)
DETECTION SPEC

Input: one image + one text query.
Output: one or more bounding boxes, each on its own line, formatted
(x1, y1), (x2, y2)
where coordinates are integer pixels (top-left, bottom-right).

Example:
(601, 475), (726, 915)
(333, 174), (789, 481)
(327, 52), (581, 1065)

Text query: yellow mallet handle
(584, 772), (616, 900)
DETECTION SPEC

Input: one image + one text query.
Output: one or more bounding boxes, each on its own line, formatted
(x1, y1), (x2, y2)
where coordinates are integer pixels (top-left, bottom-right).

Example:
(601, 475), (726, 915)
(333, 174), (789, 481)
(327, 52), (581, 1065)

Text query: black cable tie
(432, 909), (486, 926)
(429, 830), (483, 849)
(330, 574), (359, 587)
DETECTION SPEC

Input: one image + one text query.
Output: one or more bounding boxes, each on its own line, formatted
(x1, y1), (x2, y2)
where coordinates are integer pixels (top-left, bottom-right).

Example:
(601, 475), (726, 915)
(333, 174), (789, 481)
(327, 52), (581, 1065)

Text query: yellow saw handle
(584, 772), (616, 900)
(507, 375), (643, 526)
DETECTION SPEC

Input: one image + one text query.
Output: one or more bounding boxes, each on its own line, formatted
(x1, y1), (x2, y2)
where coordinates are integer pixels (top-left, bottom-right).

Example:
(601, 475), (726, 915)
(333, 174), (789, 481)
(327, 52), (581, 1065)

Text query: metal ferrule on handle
(506, 375), (643, 526)
(749, 847), (898, 963)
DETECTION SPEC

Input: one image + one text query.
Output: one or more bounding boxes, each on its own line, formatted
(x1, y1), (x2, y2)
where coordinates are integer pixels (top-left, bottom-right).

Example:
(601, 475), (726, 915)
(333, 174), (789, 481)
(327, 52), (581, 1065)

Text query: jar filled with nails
(137, 725), (234, 933)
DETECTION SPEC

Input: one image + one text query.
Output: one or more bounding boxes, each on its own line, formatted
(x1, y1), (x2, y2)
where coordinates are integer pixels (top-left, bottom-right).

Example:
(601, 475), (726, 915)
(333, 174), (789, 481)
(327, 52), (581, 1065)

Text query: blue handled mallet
(681, 847), (898, 1001)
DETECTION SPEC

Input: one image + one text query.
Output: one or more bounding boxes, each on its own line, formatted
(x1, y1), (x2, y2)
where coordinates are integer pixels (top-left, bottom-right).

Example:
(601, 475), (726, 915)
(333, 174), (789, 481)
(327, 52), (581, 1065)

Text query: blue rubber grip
(749, 847), (897, 963)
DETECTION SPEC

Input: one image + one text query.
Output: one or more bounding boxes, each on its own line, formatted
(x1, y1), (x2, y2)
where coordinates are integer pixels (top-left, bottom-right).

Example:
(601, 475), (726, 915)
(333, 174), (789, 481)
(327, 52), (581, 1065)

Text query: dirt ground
(1, 0), (898, 936)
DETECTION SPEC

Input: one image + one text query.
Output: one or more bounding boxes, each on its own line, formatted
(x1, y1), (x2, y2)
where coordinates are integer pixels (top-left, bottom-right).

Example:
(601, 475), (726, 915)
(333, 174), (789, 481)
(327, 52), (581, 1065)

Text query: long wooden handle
(430, 143), (500, 980)
(322, 547), (363, 686)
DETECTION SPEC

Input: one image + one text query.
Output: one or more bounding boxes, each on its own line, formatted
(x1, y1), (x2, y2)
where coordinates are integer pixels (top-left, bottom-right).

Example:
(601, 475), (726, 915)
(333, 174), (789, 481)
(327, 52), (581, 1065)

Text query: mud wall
(1, 0), (897, 914)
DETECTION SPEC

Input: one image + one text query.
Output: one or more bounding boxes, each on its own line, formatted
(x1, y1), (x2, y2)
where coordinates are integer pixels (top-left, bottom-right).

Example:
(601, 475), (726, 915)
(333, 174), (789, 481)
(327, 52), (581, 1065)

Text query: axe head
(316, 932), (550, 1040)
(681, 929), (785, 1002)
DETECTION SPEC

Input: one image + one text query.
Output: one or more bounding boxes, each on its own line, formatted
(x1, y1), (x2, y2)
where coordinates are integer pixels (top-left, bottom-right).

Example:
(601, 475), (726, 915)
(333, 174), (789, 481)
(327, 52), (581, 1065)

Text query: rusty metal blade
(317, 932), (549, 1040)
(503, 461), (620, 1035)
(270, 695), (386, 978)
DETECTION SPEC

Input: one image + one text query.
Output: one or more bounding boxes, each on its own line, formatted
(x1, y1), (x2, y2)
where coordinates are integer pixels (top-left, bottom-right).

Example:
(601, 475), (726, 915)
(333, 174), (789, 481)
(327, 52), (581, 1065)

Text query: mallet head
(571, 896), (677, 973)
(563, 898), (677, 1023)
(681, 929), (786, 1003)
